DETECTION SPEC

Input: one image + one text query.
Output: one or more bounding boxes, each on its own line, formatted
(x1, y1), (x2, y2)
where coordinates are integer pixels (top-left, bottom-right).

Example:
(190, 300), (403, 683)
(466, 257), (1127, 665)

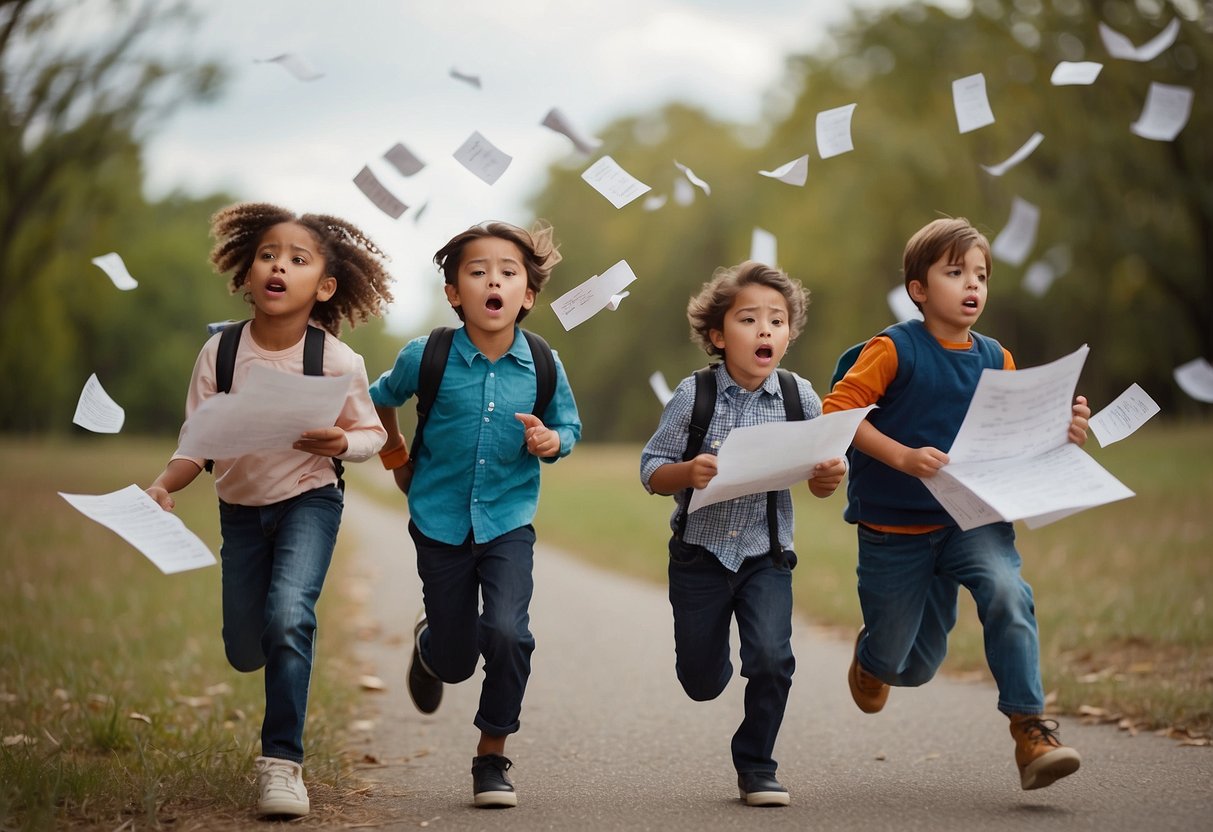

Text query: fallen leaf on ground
(3, 734), (35, 747)
(175, 695), (213, 708)
(358, 675), (387, 692)
(204, 682), (233, 696)
(128, 712), (152, 724)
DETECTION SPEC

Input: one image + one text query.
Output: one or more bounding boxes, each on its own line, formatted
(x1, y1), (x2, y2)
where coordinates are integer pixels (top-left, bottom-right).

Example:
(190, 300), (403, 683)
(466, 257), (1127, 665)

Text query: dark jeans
(217, 485), (343, 764)
(408, 521), (536, 736)
(668, 537), (796, 775)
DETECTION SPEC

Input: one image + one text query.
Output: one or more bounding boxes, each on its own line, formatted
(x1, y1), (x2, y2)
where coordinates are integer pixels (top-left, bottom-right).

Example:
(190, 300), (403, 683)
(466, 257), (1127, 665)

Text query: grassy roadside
(0, 438), (367, 830)
(533, 424), (1213, 739)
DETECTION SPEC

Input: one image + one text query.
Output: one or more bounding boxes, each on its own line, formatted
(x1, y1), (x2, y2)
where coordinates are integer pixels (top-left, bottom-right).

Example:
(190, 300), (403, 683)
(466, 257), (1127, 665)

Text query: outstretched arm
(145, 458), (204, 511)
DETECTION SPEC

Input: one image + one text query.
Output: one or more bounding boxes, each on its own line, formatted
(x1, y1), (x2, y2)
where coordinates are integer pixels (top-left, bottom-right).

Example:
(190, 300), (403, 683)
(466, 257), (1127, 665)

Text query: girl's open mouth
(267, 279), (287, 294)
(963, 298), (978, 308)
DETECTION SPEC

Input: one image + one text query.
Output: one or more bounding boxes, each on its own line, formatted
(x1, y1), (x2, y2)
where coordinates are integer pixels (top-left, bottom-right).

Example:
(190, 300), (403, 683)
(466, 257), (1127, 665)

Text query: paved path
(338, 490), (1213, 831)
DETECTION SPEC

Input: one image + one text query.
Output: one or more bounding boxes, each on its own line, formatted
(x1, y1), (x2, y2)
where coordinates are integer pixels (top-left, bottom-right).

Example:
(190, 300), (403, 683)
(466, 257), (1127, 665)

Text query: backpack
(830, 341), (867, 390)
(405, 326), (557, 489)
(675, 366), (804, 556)
(205, 319), (344, 489)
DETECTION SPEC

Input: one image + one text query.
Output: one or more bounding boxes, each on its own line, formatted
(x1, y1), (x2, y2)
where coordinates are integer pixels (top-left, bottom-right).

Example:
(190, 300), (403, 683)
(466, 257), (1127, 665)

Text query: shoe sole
(256, 799), (310, 818)
(1021, 747), (1082, 790)
(474, 790), (518, 808)
(738, 789), (790, 807)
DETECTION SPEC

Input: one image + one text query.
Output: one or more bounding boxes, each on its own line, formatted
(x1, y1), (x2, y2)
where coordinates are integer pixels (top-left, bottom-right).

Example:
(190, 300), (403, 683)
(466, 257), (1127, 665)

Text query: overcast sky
(139, 0), (923, 331)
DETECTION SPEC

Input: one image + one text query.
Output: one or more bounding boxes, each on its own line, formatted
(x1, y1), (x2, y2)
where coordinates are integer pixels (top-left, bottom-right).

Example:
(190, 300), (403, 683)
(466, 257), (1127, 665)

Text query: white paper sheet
(649, 371), (674, 407)
(73, 373), (125, 433)
(1173, 357), (1213, 403)
(981, 132), (1044, 176)
(919, 344), (1134, 530)
(59, 485), (216, 574)
(1130, 82), (1193, 142)
(688, 406), (873, 513)
(1050, 61), (1104, 86)
(816, 103), (857, 159)
(1099, 18), (1180, 62)
(643, 193), (668, 212)
(580, 156), (651, 209)
(383, 142), (425, 176)
(673, 176), (695, 206)
(991, 196), (1040, 267)
(606, 290), (630, 311)
(91, 252), (138, 290)
(1022, 261), (1057, 297)
(176, 365), (353, 460)
(758, 154), (809, 186)
(952, 73), (995, 134)
(449, 67), (482, 88)
(887, 285), (923, 323)
(750, 228), (777, 266)
(453, 131), (512, 185)
(1090, 383), (1160, 447)
(257, 53), (323, 81)
(541, 108), (602, 155)
(550, 260), (638, 331)
(674, 161), (711, 196)
(353, 166), (407, 219)
(947, 344), (1088, 465)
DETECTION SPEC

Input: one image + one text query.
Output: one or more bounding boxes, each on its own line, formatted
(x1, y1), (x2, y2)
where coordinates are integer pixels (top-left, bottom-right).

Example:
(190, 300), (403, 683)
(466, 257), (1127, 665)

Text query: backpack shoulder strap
(675, 366), (718, 539)
(302, 324), (325, 376)
(214, 319), (250, 394)
(830, 341), (867, 391)
(410, 326), (457, 460)
(522, 329), (557, 419)
(776, 368), (805, 422)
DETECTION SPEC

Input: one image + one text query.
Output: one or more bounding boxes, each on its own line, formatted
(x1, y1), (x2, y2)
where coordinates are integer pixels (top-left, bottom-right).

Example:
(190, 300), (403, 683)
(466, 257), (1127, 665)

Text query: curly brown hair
(687, 261), (809, 358)
(432, 220), (561, 323)
(209, 202), (394, 335)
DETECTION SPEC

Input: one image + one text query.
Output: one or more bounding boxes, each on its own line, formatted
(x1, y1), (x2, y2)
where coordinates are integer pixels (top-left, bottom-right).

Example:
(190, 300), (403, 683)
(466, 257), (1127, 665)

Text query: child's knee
(223, 639), (265, 672)
(676, 659), (732, 701)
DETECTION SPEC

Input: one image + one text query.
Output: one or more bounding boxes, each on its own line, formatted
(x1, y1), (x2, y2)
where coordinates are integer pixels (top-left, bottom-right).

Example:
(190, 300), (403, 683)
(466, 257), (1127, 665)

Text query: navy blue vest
(845, 320), (1005, 527)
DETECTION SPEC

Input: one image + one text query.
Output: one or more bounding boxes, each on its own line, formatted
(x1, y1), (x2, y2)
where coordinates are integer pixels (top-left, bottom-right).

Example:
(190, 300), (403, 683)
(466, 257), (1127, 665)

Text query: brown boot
(1009, 715), (1081, 790)
(847, 628), (889, 713)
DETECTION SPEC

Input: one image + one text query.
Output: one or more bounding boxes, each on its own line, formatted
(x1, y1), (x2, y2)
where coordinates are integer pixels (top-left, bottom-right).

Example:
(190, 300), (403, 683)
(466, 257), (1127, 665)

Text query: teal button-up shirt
(369, 326), (581, 545)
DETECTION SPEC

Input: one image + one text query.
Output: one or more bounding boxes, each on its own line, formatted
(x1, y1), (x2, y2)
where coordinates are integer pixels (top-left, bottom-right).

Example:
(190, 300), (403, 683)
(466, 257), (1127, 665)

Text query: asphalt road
(338, 490), (1213, 831)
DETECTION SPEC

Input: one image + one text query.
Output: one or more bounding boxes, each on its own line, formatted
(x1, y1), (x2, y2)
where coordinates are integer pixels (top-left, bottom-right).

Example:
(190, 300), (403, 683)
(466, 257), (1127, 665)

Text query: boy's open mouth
(486, 295), (503, 311)
(756, 345), (773, 359)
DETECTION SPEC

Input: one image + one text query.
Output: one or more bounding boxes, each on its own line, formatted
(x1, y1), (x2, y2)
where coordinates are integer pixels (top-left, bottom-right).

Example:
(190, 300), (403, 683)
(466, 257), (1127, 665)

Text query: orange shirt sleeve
(822, 336), (898, 413)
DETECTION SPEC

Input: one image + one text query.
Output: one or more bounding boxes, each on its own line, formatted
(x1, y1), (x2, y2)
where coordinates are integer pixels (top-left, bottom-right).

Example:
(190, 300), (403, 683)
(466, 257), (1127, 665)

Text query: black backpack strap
(767, 369), (806, 560)
(675, 366), (717, 539)
(410, 326), (457, 466)
(205, 320), (250, 472)
(300, 324), (343, 490)
(522, 329), (557, 419)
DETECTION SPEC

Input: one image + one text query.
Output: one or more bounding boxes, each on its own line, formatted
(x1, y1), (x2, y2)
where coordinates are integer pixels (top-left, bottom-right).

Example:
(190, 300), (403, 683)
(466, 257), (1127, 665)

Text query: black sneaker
(738, 772), (790, 807)
(471, 754), (517, 808)
(407, 614), (443, 714)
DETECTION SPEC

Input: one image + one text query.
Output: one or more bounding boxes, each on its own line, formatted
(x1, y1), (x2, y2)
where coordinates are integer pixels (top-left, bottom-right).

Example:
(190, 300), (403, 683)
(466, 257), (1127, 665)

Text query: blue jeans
(408, 521), (536, 737)
(668, 538), (796, 775)
(854, 522), (1044, 715)
(217, 485), (343, 764)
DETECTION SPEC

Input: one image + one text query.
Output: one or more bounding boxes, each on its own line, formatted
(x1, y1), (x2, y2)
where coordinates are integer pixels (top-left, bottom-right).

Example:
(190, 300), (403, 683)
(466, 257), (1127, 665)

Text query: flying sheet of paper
(257, 53), (323, 81)
(675, 161), (711, 196)
(541, 108), (602, 155)
(1022, 261), (1057, 297)
(1089, 383), (1160, 447)
(606, 290), (630, 311)
(1099, 18), (1180, 62)
(59, 485), (216, 574)
(353, 166), (408, 219)
(449, 67), (481, 88)
(73, 373), (125, 433)
(991, 196), (1040, 267)
(176, 365), (352, 460)
(750, 228), (777, 266)
(550, 260), (638, 331)
(947, 344), (1087, 465)
(673, 177), (695, 206)
(816, 103), (857, 159)
(91, 252), (138, 290)
(383, 142), (425, 176)
(649, 371), (674, 407)
(981, 132), (1044, 176)
(952, 73), (995, 134)
(887, 286), (923, 323)
(580, 156), (651, 209)
(453, 131), (512, 185)
(758, 154), (809, 186)
(688, 406), (874, 514)
(1050, 61), (1104, 85)
(643, 193), (668, 211)
(413, 200), (429, 224)
(1173, 357), (1213, 403)
(922, 443), (1134, 531)
(1130, 82), (1194, 142)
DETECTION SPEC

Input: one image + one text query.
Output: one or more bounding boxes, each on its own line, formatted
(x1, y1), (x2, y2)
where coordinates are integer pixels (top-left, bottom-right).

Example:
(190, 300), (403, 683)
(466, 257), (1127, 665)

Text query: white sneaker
(255, 756), (310, 817)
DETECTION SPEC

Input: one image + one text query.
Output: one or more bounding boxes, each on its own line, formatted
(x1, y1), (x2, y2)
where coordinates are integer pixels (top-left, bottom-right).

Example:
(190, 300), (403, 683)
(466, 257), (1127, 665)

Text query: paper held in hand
(687, 406), (873, 514)
(920, 345), (1134, 531)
